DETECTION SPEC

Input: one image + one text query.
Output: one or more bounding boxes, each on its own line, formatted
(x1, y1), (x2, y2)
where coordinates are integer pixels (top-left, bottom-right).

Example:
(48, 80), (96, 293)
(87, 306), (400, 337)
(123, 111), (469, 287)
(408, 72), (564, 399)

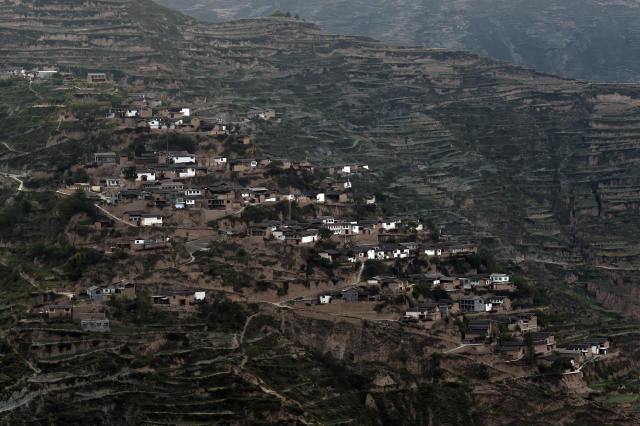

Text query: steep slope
(2, 0), (640, 309)
(158, 0), (640, 83)
(1, 305), (634, 425)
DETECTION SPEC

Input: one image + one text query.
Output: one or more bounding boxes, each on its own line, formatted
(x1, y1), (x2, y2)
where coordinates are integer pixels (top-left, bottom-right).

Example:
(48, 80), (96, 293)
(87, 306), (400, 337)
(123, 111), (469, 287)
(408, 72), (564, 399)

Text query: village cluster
(42, 280), (206, 333)
(36, 77), (614, 371)
(305, 260), (611, 369)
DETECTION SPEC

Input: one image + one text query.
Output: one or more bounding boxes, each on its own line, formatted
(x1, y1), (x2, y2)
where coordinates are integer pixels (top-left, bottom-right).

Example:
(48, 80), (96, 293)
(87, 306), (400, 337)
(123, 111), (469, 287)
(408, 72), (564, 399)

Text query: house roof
(499, 337), (524, 348)
(542, 353), (573, 363)
(531, 332), (552, 340)
(492, 316), (519, 324)
(499, 344), (524, 352)
(564, 343), (591, 350)
(585, 337), (609, 345)
(407, 303), (438, 313)
(468, 320), (492, 330)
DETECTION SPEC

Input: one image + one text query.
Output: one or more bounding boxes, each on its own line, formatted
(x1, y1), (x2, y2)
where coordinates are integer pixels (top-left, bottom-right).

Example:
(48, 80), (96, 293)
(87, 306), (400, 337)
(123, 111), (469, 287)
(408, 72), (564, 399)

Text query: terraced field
(2, 307), (634, 424)
(159, 0), (640, 83)
(2, 1), (640, 306)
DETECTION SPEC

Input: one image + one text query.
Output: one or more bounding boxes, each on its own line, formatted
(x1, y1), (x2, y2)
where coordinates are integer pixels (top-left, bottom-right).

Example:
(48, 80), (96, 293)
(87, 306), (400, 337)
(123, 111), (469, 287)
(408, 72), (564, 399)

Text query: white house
(360, 247), (384, 260)
(171, 153), (195, 164)
(195, 291), (206, 301)
(136, 171), (156, 181)
(380, 220), (396, 231)
(148, 119), (166, 130)
(490, 273), (510, 283)
(214, 157), (227, 165)
(392, 248), (410, 259)
(186, 199), (196, 207)
(426, 277), (441, 287)
(404, 309), (422, 319)
(300, 231), (318, 244)
(185, 188), (202, 197)
(141, 215), (163, 227)
(366, 248), (377, 260)
(271, 230), (286, 241)
(180, 108), (190, 117)
(316, 193), (325, 203)
(126, 109), (138, 118)
(105, 179), (122, 188)
(177, 167), (196, 178)
(174, 198), (186, 209)
(365, 195), (376, 205)
(36, 70), (58, 79)
(325, 222), (347, 235)
(423, 246), (442, 256)
(342, 166), (351, 174)
(319, 295), (332, 304)
(463, 298), (492, 312)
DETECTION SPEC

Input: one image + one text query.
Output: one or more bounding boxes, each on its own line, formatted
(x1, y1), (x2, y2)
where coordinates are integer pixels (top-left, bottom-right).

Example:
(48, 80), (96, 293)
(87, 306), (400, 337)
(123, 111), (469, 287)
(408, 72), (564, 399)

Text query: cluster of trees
(240, 201), (315, 224)
(197, 296), (250, 332)
(0, 197), (31, 235)
(57, 190), (97, 222)
(109, 290), (176, 325)
(265, 164), (324, 192)
(20, 242), (104, 280)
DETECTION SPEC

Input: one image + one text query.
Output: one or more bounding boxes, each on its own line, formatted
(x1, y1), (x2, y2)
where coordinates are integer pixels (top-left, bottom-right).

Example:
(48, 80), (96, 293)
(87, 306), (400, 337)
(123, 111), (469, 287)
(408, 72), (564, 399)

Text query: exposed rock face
(158, 0), (640, 83)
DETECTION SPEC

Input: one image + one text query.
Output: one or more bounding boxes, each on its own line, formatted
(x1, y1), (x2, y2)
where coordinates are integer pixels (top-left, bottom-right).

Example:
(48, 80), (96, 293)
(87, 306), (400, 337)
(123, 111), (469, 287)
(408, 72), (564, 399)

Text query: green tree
(57, 190), (96, 222)
(123, 166), (137, 180)
(197, 296), (248, 332)
(523, 331), (536, 366)
(362, 260), (389, 280)
(319, 228), (333, 240)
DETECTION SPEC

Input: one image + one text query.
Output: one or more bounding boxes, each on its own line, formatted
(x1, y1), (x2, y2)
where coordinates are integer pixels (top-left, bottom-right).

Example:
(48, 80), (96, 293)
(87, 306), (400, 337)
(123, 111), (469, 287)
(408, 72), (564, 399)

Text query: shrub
(240, 205), (277, 224)
(197, 296), (248, 332)
(109, 291), (176, 325)
(57, 190), (97, 222)
(362, 260), (389, 280)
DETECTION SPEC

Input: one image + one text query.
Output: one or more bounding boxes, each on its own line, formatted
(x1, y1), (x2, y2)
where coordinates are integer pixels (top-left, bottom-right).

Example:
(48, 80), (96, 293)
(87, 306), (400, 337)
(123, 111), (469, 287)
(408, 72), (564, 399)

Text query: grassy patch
(605, 394), (639, 403)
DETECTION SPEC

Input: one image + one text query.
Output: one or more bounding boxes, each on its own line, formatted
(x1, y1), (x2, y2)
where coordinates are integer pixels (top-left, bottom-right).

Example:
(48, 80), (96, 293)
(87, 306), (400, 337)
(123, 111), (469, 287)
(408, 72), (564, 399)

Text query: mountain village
(1, 0), (639, 419)
(13, 71), (610, 375)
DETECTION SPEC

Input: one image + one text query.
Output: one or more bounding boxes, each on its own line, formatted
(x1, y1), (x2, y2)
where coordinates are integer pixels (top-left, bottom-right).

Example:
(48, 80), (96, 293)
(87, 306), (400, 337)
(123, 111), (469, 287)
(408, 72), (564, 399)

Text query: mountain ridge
(157, 0), (640, 83)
